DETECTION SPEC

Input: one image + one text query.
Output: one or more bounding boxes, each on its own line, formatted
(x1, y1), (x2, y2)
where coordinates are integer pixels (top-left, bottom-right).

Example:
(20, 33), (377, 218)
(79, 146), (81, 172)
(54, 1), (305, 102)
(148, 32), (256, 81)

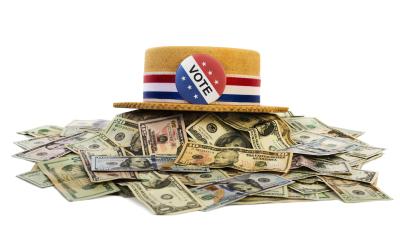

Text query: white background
(0, 0), (399, 224)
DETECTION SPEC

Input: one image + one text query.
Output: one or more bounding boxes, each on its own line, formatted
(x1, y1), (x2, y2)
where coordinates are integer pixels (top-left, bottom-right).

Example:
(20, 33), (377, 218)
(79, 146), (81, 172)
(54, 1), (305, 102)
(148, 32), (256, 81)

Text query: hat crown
(144, 46), (260, 77)
(114, 46), (288, 112)
(143, 46), (262, 106)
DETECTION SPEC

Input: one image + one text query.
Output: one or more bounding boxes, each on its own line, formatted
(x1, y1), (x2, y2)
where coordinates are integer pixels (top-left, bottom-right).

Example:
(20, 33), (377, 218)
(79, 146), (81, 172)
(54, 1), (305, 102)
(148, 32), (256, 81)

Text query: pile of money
(14, 110), (391, 215)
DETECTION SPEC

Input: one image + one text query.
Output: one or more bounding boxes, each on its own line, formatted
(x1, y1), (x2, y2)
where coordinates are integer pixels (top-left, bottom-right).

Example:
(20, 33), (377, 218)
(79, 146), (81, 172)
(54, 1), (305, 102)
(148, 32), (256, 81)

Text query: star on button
(208, 70), (213, 75)
(214, 80), (219, 85)
(194, 94), (198, 99)
(202, 62), (206, 67)
(181, 76), (186, 81)
(187, 85), (192, 90)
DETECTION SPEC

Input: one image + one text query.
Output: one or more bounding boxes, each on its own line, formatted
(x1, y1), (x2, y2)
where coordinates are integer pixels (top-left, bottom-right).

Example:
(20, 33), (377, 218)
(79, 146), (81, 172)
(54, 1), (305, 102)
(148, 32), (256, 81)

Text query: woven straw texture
(113, 102), (288, 113)
(145, 46), (260, 76)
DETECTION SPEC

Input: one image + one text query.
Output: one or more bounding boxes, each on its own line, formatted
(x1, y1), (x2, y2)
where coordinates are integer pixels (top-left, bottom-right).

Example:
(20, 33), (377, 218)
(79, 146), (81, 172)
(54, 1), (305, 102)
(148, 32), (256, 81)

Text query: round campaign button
(175, 54), (226, 104)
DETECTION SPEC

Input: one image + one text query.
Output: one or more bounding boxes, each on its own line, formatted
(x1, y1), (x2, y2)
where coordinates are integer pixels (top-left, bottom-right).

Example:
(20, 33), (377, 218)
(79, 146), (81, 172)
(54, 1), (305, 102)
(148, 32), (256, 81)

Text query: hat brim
(113, 102), (288, 113)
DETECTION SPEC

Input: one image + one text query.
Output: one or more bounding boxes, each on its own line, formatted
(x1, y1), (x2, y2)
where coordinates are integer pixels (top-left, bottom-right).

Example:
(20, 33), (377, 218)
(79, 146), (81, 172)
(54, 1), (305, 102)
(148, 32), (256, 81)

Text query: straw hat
(113, 46), (288, 113)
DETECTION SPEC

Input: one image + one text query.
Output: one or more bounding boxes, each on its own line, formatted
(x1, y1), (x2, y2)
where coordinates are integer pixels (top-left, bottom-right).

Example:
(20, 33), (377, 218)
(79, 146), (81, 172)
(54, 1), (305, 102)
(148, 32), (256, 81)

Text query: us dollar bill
(114, 183), (136, 198)
(182, 111), (209, 127)
(66, 133), (120, 153)
(253, 186), (289, 198)
(175, 143), (293, 173)
(222, 168), (246, 177)
(126, 175), (204, 215)
(169, 169), (230, 186)
(291, 131), (360, 154)
(248, 120), (291, 151)
(14, 132), (96, 162)
(314, 153), (364, 165)
(285, 144), (357, 156)
(282, 117), (357, 143)
(319, 176), (391, 203)
(135, 170), (169, 181)
(37, 154), (120, 201)
(139, 114), (187, 155)
(91, 156), (153, 171)
(61, 119), (108, 136)
(18, 125), (63, 137)
(334, 153), (365, 166)
(117, 110), (172, 122)
(282, 117), (334, 135)
(232, 196), (310, 205)
(331, 126), (364, 138)
(91, 155), (209, 173)
(186, 113), (252, 148)
(215, 113), (295, 147)
(286, 188), (320, 200)
(257, 114), (296, 146)
(286, 117), (368, 146)
(191, 173), (293, 211)
(284, 146), (335, 156)
(345, 146), (384, 159)
(355, 153), (384, 169)
(289, 182), (330, 195)
(316, 191), (339, 201)
(295, 176), (322, 184)
(319, 169), (378, 184)
(215, 112), (267, 131)
(78, 149), (137, 182)
(273, 111), (295, 118)
(292, 155), (352, 174)
(14, 135), (63, 150)
(17, 170), (53, 188)
(103, 117), (143, 155)
(282, 170), (319, 180)
(152, 155), (210, 172)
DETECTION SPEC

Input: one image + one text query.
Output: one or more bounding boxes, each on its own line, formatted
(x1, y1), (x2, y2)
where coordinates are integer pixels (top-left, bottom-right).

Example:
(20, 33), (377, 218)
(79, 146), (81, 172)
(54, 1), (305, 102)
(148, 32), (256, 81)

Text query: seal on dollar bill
(113, 46), (288, 113)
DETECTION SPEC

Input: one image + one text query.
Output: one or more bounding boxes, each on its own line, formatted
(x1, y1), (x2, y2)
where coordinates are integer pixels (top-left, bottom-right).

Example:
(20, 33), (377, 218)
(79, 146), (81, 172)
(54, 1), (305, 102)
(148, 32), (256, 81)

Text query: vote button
(175, 54), (226, 104)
